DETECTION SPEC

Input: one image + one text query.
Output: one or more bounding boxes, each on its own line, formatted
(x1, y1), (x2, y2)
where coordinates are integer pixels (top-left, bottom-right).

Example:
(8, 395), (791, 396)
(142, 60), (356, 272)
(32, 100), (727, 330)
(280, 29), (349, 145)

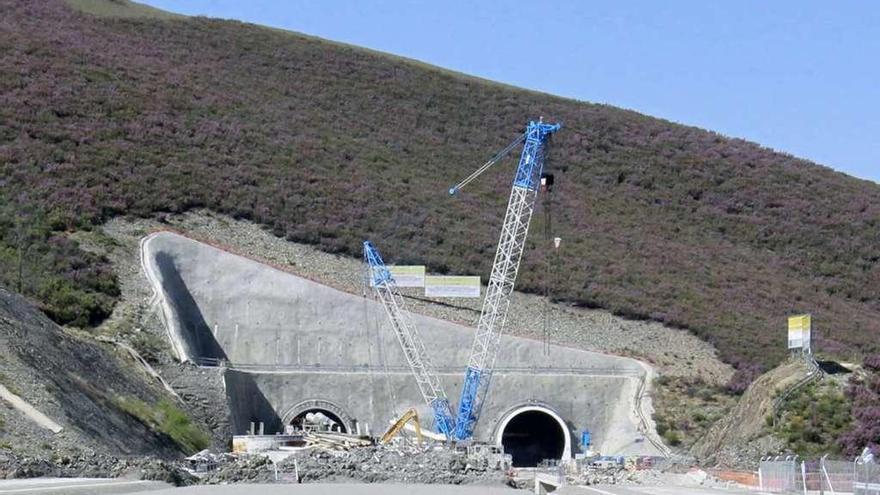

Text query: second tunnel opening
(289, 408), (347, 433)
(500, 409), (566, 467)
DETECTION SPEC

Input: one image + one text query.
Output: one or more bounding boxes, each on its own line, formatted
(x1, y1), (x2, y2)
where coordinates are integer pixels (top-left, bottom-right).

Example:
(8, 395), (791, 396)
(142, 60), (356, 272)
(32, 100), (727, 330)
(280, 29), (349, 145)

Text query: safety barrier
(855, 450), (880, 495)
(758, 453), (879, 494)
(759, 456), (800, 493)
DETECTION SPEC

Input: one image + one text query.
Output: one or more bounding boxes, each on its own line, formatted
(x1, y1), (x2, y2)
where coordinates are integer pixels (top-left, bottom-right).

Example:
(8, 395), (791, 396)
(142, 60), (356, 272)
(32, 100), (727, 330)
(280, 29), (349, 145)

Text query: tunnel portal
(498, 408), (568, 467)
(289, 408), (348, 433)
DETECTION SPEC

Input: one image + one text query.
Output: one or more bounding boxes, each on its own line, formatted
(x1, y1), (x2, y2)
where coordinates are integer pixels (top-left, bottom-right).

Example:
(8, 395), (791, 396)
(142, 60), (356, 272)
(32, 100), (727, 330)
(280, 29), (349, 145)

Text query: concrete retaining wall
(142, 231), (662, 456)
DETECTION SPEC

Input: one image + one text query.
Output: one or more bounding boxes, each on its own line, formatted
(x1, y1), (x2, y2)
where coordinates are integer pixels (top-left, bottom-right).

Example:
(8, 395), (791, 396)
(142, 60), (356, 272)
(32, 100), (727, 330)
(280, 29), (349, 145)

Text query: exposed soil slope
(0, 286), (194, 458)
(1, 0), (878, 372)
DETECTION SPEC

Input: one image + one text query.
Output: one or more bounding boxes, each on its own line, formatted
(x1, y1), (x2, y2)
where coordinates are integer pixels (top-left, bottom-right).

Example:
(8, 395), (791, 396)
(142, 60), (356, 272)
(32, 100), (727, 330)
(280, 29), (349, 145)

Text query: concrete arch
(280, 399), (356, 434)
(494, 402), (572, 465)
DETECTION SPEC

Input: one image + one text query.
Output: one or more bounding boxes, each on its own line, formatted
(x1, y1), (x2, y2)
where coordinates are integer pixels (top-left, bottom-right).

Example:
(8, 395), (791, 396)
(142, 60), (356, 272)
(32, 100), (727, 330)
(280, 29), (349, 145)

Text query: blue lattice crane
(363, 241), (457, 438)
(450, 119), (561, 441)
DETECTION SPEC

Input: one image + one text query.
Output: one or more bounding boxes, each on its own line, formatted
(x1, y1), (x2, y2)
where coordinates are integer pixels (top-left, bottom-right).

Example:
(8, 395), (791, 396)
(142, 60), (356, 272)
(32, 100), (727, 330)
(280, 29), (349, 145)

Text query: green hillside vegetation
(773, 380), (852, 458)
(1, 0), (879, 381)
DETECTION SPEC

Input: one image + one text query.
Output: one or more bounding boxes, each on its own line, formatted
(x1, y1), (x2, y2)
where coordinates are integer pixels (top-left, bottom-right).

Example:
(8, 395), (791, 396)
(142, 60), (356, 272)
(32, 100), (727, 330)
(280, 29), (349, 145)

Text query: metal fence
(759, 456), (800, 493)
(855, 452), (880, 495)
(825, 459), (856, 494)
(759, 452), (878, 494)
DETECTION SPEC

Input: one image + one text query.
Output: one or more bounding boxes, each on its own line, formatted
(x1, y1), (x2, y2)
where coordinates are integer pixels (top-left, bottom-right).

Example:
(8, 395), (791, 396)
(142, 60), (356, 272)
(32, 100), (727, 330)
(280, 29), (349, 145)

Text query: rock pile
(0, 451), (196, 485)
(200, 444), (508, 486)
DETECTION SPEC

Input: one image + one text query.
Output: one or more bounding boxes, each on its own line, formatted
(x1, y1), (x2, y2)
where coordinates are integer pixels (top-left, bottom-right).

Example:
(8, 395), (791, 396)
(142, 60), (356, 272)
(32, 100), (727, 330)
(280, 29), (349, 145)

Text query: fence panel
(855, 457), (880, 495)
(823, 458), (855, 493)
(760, 459), (800, 493)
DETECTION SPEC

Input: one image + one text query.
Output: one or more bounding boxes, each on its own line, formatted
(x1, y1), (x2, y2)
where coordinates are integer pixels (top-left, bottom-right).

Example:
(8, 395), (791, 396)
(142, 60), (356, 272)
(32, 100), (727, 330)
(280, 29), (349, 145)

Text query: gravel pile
(99, 211), (732, 384)
(0, 451), (196, 485)
(201, 445), (508, 486)
(558, 464), (732, 489)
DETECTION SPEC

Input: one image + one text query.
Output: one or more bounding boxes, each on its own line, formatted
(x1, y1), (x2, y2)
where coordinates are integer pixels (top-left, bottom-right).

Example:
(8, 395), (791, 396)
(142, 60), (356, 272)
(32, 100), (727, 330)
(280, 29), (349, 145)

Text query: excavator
(379, 408), (422, 445)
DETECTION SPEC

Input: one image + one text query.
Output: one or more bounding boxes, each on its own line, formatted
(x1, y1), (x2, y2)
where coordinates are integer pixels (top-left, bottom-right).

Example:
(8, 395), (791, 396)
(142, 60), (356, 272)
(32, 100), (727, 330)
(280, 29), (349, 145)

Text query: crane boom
(363, 241), (456, 438)
(453, 119), (560, 441)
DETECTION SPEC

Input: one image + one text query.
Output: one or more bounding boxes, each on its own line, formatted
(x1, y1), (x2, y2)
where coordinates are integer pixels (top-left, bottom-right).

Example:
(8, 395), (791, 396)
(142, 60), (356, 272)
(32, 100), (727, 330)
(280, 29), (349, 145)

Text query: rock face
(0, 287), (185, 458)
(142, 231), (665, 458)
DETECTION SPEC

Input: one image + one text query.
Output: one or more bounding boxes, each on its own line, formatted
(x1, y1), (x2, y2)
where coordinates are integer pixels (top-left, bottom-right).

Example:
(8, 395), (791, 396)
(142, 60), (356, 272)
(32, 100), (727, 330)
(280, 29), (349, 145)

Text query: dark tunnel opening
(289, 408), (348, 433)
(501, 410), (566, 467)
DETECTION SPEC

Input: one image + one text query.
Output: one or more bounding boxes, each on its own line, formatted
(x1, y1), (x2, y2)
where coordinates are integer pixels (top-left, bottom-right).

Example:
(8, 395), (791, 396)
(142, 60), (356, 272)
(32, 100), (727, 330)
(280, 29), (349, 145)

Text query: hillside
(1, 0), (879, 378)
(0, 287), (208, 459)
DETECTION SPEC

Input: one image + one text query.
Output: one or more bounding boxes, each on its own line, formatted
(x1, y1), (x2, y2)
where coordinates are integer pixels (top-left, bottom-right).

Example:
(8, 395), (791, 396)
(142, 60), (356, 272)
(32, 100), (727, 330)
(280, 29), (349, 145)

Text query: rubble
(198, 441), (508, 486)
(0, 451), (197, 486)
(526, 455), (738, 492)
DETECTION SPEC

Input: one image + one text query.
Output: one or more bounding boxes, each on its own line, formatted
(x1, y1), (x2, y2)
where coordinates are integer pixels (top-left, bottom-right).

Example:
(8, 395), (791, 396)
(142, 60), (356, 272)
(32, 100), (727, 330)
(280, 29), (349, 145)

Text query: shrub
(775, 381), (851, 457)
(114, 396), (209, 454)
(663, 429), (682, 446)
(838, 356), (880, 456)
(725, 363), (764, 395)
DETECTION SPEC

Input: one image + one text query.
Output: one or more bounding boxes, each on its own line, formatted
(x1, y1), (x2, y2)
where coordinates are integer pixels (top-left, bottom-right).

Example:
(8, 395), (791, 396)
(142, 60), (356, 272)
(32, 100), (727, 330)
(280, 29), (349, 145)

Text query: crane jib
(363, 241), (457, 438)
(362, 119), (560, 443)
(453, 119), (561, 442)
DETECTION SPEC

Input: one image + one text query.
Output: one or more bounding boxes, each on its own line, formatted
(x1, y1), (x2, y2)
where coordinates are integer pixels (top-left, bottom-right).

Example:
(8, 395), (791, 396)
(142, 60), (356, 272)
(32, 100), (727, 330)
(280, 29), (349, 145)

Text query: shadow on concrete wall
(155, 252), (227, 361)
(224, 370), (281, 434)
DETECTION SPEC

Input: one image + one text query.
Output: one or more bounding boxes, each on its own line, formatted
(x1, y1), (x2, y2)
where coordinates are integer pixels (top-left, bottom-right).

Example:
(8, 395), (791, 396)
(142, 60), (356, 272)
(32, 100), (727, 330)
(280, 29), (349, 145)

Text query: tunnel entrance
(289, 409), (348, 433)
(500, 409), (566, 467)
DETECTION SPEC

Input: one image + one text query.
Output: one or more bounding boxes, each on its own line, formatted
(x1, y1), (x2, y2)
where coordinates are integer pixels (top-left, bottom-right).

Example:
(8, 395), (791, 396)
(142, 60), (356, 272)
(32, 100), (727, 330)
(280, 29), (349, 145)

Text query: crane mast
(452, 120), (561, 441)
(363, 241), (456, 438)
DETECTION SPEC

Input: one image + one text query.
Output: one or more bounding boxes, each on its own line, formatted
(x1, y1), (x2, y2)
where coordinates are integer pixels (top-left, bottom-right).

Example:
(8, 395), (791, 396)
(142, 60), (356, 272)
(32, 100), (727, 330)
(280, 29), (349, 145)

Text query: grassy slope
(1, 0), (879, 373)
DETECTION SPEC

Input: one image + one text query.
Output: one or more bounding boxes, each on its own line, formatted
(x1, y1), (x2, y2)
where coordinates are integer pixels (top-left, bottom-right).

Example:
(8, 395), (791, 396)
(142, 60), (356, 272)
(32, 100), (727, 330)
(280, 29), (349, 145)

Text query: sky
(140, 0), (879, 183)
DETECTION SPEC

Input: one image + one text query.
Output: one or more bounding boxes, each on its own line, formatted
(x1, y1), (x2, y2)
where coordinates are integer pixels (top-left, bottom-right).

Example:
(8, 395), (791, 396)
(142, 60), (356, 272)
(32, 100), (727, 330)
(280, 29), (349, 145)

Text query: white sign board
(788, 314), (811, 351)
(370, 266), (426, 288)
(424, 276), (481, 298)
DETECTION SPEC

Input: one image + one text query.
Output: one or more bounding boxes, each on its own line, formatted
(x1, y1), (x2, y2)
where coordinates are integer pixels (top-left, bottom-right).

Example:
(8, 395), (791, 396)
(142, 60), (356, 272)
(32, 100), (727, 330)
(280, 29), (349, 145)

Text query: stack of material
(303, 431), (373, 452)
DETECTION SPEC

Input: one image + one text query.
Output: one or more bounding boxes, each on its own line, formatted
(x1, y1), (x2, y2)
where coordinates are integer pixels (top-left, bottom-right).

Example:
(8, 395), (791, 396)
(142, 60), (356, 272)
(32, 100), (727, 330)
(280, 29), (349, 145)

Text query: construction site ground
(0, 480), (759, 495)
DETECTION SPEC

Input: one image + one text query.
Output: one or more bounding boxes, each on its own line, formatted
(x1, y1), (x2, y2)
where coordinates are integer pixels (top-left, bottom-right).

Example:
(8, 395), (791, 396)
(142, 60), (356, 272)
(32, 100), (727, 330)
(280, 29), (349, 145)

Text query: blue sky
(141, 1), (879, 183)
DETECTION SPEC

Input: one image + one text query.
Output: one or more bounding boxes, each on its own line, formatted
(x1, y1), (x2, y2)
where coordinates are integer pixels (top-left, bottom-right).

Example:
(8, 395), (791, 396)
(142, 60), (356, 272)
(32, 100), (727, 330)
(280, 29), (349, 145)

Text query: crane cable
(362, 265), (401, 428)
(448, 134), (525, 194)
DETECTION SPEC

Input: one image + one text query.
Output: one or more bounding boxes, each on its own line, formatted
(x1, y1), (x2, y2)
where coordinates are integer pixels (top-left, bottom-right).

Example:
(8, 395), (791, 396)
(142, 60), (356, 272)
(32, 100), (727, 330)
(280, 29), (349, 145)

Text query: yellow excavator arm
(380, 408), (422, 445)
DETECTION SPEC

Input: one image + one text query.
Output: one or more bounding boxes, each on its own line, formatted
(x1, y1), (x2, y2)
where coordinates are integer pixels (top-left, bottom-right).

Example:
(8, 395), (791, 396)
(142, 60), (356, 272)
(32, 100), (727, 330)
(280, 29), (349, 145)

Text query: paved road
(132, 483), (518, 495)
(0, 478), (168, 495)
(571, 484), (758, 495)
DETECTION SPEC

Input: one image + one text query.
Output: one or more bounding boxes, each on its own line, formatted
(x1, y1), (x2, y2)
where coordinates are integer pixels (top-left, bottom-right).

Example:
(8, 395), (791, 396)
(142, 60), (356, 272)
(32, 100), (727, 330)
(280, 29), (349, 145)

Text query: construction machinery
(363, 118), (560, 443)
(380, 408), (423, 445)
(363, 241), (457, 438)
(451, 119), (561, 441)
